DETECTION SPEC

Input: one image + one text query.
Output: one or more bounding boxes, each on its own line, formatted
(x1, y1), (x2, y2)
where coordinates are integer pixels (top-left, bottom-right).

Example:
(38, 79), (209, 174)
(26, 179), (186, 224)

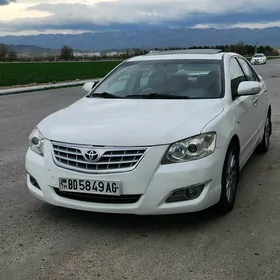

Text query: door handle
(253, 96), (258, 105)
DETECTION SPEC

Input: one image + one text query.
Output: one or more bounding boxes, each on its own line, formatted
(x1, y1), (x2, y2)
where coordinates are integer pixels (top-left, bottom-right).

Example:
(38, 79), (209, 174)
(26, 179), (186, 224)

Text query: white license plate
(59, 178), (121, 196)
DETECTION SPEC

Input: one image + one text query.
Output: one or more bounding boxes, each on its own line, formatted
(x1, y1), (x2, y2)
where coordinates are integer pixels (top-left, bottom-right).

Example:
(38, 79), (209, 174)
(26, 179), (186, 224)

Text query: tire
(256, 113), (271, 154)
(216, 143), (239, 215)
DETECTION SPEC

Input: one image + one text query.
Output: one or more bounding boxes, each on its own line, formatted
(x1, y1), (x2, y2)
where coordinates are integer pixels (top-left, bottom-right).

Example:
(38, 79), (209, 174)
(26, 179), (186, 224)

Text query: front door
(229, 57), (260, 167)
(237, 57), (268, 141)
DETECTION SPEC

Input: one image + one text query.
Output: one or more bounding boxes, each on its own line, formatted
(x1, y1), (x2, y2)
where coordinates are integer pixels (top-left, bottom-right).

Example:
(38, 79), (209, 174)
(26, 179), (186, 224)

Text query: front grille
(54, 188), (141, 204)
(51, 142), (147, 173)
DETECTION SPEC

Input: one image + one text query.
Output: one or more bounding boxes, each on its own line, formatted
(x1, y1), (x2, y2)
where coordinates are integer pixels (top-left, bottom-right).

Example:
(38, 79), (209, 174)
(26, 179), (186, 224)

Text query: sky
(1, 0), (280, 36)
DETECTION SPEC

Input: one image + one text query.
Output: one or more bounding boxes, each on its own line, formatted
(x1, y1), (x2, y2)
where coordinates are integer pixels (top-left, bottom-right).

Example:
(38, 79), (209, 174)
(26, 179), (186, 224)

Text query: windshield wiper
(126, 93), (189, 99)
(89, 92), (120, 98)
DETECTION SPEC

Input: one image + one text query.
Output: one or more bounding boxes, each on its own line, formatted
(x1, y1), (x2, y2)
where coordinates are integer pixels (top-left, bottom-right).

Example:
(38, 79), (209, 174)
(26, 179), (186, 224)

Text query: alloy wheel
(264, 117), (270, 148)
(225, 151), (238, 202)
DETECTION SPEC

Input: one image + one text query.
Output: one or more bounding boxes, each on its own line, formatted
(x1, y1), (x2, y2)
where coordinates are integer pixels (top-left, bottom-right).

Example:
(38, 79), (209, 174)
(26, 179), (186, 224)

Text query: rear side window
(237, 58), (259, 81)
(230, 58), (246, 99)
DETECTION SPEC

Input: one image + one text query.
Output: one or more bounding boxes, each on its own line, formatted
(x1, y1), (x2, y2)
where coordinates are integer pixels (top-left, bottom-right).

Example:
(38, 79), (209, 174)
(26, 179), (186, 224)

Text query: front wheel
(216, 144), (239, 215)
(256, 113), (271, 153)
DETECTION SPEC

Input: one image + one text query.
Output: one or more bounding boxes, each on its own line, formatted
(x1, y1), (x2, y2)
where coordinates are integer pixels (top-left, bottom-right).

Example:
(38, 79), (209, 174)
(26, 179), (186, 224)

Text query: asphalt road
(1, 59), (280, 280)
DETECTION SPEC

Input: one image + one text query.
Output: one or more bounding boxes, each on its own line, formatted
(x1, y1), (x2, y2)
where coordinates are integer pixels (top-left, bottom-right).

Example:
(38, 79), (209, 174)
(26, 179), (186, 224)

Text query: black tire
(216, 143), (239, 215)
(256, 113), (271, 154)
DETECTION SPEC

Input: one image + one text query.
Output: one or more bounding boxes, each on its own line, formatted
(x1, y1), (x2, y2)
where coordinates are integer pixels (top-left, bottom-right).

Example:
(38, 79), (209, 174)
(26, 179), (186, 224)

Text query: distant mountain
(1, 27), (280, 51)
(7, 44), (60, 56)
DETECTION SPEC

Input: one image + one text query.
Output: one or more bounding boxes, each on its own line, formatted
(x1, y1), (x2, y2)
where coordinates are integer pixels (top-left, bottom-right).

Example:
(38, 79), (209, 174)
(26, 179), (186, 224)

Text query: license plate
(59, 178), (121, 196)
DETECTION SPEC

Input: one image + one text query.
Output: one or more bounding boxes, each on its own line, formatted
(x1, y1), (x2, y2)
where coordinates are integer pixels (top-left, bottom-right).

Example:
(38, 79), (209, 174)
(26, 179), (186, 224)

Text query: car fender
(201, 104), (240, 149)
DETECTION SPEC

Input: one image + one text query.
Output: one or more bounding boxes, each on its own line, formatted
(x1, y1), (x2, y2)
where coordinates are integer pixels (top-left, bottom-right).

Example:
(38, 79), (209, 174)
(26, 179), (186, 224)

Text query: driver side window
(230, 58), (246, 99)
(237, 58), (259, 81)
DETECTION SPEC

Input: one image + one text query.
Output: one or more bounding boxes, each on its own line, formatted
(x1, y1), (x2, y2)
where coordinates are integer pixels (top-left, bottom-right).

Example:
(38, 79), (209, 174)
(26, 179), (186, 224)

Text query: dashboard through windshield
(89, 59), (224, 99)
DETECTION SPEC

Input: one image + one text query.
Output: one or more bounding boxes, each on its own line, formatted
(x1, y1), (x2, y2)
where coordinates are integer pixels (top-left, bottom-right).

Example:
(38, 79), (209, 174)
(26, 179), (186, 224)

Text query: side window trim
(230, 56), (247, 100)
(248, 62), (260, 82)
(234, 56), (247, 80)
(237, 57), (260, 82)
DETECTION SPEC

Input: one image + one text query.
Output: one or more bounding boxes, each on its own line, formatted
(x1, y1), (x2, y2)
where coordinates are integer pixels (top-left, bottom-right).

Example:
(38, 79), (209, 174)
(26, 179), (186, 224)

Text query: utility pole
(255, 42), (258, 54)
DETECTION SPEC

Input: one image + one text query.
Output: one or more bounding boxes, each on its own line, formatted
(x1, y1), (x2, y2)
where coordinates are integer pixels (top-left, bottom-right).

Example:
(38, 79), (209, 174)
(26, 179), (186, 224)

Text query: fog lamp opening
(184, 185), (204, 200)
(29, 174), (41, 190)
(165, 183), (205, 203)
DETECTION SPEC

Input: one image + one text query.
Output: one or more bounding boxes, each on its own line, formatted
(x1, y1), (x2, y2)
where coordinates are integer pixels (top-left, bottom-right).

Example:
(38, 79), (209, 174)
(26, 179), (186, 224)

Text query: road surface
(1, 60), (280, 280)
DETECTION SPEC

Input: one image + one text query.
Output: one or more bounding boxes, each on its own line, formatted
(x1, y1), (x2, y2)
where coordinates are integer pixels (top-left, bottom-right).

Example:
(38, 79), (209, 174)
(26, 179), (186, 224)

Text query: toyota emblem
(84, 150), (99, 161)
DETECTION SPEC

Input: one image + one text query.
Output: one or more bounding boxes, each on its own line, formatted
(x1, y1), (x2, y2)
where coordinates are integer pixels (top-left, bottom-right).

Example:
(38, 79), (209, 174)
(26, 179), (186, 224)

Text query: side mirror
(237, 81), (261, 96)
(82, 81), (99, 92)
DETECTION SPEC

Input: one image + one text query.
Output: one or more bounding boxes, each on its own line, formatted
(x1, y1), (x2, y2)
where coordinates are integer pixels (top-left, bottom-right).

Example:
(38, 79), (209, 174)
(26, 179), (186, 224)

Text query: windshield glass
(253, 54), (263, 58)
(89, 59), (223, 99)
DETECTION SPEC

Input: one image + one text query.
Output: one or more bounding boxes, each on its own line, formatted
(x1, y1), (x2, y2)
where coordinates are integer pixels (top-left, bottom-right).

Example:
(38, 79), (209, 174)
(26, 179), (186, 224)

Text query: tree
(234, 42), (245, 55)
(60, 45), (74, 61)
(7, 50), (17, 62)
(0, 44), (9, 62)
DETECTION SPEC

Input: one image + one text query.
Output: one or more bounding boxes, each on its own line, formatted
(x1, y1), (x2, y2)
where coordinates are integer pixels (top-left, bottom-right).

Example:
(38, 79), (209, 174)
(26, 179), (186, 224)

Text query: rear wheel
(216, 143), (239, 215)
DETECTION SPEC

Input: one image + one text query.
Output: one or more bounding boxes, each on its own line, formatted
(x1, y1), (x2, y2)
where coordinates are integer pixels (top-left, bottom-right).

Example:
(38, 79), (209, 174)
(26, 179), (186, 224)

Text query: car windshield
(254, 54), (263, 57)
(89, 59), (223, 99)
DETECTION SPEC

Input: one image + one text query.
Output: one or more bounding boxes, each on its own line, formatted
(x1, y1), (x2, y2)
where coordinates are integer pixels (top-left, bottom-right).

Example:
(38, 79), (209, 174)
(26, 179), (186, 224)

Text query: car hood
(38, 97), (224, 146)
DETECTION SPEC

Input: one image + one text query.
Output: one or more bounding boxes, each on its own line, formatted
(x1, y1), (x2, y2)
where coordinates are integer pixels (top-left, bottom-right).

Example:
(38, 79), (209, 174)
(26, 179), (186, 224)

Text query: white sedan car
(25, 49), (272, 215)
(251, 53), (267, 65)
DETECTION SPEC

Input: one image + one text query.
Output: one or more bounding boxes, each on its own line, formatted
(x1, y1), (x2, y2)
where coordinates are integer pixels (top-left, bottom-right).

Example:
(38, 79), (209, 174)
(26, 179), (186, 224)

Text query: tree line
(60, 43), (278, 60)
(174, 43), (278, 56)
(0, 42), (278, 62)
(0, 44), (18, 62)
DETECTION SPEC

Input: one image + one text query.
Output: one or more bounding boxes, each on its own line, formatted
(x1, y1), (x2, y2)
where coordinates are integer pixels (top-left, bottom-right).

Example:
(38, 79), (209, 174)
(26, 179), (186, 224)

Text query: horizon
(1, 26), (280, 38)
(1, 0), (280, 36)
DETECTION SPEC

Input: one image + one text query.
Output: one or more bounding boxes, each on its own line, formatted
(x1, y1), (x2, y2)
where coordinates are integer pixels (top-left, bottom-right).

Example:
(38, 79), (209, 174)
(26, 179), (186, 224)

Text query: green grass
(0, 61), (121, 87)
(1, 56), (279, 88)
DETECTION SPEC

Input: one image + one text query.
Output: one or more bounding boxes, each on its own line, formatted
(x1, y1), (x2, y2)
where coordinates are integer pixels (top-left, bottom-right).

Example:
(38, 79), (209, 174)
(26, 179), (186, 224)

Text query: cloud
(0, 0), (16, 5)
(1, 0), (280, 35)
(24, 1), (280, 25)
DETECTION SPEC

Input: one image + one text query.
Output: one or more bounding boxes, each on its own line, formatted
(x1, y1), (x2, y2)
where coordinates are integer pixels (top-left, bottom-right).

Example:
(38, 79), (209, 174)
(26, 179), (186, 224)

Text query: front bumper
(25, 140), (227, 215)
(251, 60), (264, 64)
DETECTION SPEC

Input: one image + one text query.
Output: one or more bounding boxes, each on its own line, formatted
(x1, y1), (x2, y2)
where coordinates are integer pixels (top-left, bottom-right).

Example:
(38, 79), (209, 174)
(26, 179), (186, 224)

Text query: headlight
(162, 132), (217, 164)
(28, 127), (44, 156)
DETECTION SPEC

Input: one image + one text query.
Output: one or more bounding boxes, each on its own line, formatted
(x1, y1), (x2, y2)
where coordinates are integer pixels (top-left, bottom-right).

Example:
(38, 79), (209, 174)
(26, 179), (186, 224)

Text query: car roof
(126, 49), (237, 62)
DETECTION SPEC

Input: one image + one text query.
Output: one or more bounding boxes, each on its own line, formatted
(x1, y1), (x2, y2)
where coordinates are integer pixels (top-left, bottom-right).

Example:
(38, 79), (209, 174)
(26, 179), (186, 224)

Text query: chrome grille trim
(51, 141), (148, 174)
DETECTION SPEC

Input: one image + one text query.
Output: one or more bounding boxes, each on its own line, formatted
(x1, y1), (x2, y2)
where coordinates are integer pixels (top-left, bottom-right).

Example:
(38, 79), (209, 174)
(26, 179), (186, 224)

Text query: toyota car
(251, 53), (267, 65)
(25, 49), (271, 215)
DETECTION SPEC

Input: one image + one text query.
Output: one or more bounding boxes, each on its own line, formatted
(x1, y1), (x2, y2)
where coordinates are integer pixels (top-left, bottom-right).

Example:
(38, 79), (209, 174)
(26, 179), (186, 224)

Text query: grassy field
(1, 57), (279, 87)
(0, 61), (121, 87)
